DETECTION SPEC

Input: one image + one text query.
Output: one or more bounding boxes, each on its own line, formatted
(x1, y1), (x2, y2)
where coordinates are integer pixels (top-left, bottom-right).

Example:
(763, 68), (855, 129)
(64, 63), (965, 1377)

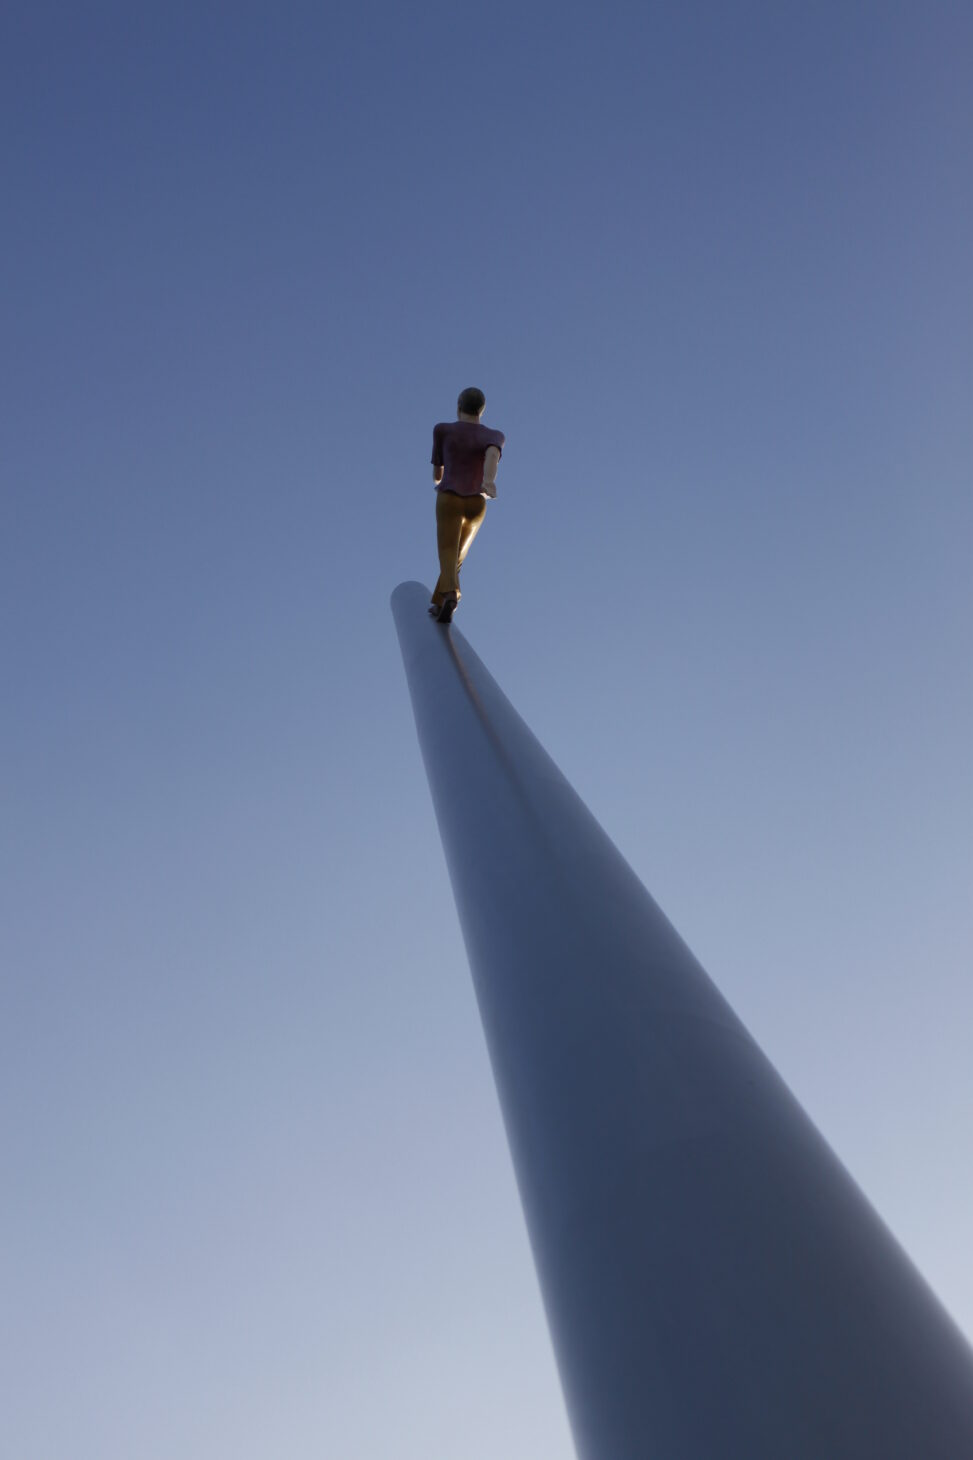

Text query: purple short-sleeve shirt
(431, 421), (506, 497)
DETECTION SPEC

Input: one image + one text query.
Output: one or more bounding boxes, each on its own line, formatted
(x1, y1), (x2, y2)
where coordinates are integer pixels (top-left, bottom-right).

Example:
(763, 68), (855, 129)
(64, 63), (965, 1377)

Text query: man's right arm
(482, 444), (500, 496)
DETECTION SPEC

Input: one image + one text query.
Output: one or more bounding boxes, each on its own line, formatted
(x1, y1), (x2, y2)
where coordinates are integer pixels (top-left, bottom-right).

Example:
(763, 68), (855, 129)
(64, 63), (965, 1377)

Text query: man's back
(432, 420), (506, 498)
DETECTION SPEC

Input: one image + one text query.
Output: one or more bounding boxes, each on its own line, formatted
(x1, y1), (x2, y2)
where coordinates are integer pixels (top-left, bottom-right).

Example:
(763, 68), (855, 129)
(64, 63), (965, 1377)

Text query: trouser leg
(456, 496), (487, 576)
(432, 492), (465, 606)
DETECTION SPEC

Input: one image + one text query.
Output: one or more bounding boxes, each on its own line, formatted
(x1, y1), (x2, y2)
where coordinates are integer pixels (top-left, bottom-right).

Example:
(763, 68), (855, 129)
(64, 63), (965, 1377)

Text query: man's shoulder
(432, 420), (504, 446)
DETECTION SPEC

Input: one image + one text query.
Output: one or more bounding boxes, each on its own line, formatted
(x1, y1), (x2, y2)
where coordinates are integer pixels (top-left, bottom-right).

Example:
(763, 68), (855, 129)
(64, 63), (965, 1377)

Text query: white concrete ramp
(392, 579), (973, 1460)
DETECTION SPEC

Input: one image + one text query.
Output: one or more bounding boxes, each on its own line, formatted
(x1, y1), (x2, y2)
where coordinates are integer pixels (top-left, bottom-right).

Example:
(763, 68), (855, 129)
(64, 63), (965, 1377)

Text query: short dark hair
(457, 386), (486, 417)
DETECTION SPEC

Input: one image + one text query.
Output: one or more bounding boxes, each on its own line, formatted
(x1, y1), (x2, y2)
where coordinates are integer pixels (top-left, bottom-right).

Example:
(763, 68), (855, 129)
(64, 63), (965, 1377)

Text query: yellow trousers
(432, 490), (487, 606)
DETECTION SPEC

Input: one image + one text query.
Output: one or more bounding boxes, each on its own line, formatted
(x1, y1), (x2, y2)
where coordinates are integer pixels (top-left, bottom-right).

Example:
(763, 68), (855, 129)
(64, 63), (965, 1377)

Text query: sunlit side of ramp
(391, 579), (973, 1460)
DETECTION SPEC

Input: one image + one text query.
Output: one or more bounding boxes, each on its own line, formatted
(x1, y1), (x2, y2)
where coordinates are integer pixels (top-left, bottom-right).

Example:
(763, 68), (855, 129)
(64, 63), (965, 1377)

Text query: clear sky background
(2, 3), (971, 1456)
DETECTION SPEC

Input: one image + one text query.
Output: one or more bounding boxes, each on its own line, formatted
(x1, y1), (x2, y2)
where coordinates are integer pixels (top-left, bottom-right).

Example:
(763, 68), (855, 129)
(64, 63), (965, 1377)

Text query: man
(429, 386), (505, 623)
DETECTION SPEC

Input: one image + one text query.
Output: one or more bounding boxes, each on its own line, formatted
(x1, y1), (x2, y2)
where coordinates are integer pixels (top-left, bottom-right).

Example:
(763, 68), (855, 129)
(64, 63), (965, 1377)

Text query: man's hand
(432, 465), (444, 485)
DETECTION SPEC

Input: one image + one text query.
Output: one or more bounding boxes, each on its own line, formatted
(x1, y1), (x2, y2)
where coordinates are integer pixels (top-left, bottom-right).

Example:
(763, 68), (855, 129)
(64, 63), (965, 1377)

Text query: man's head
(457, 386), (486, 420)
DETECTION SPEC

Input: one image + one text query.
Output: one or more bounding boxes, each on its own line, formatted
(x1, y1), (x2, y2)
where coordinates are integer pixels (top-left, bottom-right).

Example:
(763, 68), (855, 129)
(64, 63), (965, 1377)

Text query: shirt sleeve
(490, 430), (505, 456)
(431, 424), (444, 468)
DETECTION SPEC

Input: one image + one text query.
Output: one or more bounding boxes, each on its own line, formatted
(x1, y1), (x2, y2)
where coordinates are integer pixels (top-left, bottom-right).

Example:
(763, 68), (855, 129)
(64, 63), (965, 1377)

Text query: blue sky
(2, 3), (971, 1455)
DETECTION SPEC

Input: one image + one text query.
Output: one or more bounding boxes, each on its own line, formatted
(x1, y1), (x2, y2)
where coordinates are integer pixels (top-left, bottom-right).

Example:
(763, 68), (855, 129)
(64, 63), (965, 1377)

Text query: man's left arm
(431, 424), (444, 486)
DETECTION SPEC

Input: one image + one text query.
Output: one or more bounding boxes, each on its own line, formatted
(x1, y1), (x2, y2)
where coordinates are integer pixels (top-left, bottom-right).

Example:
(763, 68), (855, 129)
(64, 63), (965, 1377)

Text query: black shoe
(437, 594), (458, 624)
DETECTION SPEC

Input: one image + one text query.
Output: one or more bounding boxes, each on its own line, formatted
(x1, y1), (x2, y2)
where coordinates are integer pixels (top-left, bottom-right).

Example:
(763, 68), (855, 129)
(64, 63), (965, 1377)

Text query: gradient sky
(2, 3), (971, 1456)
